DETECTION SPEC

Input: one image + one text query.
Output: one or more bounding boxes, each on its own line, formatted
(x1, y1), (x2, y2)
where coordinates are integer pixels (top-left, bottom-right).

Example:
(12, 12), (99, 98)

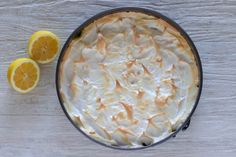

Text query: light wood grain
(0, 0), (236, 157)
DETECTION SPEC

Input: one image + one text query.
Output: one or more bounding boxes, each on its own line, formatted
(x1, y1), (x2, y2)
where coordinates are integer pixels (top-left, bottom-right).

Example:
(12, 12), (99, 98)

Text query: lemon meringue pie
(59, 11), (200, 148)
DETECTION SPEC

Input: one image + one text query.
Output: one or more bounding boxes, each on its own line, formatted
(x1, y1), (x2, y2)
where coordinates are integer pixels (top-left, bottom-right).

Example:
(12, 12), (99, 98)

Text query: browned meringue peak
(132, 26), (153, 48)
(125, 62), (147, 78)
(160, 49), (179, 70)
(89, 131), (96, 135)
(82, 80), (89, 85)
(96, 97), (102, 103)
(146, 113), (172, 137)
(135, 89), (151, 111)
(83, 111), (112, 140)
(112, 128), (136, 146)
(125, 60), (136, 69)
(157, 79), (176, 98)
(101, 93), (116, 105)
(96, 33), (107, 55)
(96, 16), (131, 39)
(114, 79), (123, 92)
(120, 102), (134, 121)
(96, 103), (106, 111)
(97, 64), (113, 90)
(137, 89), (145, 99)
(71, 114), (84, 128)
(155, 96), (168, 108)
(149, 55), (163, 67)
(137, 100), (150, 112)
(165, 64), (176, 74)
(141, 64), (152, 76)
(163, 78), (178, 95)
(95, 97), (107, 110)
(112, 113), (138, 127)
(112, 112), (126, 122)
(146, 118), (163, 137)
(131, 26), (140, 45)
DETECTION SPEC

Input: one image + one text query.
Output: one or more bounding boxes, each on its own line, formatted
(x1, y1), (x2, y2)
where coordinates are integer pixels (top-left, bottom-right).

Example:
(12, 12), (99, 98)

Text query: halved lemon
(27, 30), (60, 64)
(7, 58), (40, 93)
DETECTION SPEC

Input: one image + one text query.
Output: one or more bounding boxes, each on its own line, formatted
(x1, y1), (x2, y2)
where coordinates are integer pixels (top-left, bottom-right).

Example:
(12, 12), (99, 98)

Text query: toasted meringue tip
(120, 102), (133, 121)
(114, 79), (124, 92)
(96, 103), (106, 111)
(137, 89), (145, 99)
(141, 64), (152, 76)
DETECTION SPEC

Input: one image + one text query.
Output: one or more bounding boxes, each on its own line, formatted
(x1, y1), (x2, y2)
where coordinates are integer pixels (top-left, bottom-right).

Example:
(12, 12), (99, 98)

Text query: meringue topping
(59, 11), (200, 148)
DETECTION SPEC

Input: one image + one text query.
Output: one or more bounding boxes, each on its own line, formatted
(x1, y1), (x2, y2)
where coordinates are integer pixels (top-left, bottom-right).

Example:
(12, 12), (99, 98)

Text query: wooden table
(1, 0), (235, 156)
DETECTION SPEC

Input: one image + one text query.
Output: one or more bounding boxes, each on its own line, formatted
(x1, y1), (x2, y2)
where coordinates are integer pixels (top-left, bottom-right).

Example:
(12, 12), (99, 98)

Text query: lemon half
(7, 58), (40, 93)
(28, 31), (60, 64)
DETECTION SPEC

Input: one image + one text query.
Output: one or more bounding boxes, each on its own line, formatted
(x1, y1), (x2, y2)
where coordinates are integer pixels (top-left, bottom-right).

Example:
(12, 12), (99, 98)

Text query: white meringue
(59, 11), (200, 148)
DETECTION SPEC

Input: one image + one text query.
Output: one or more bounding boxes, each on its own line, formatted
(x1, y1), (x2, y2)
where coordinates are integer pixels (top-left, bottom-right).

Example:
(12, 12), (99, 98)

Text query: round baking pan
(56, 7), (203, 150)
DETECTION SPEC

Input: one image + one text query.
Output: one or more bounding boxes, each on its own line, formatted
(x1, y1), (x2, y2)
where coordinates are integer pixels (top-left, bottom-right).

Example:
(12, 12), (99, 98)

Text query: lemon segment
(7, 58), (40, 93)
(28, 30), (60, 64)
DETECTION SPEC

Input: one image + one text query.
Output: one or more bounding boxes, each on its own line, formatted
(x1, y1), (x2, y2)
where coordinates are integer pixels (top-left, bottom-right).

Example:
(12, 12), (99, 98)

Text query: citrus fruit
(27, 30), (60, 64)
(7, 58), (40, 93)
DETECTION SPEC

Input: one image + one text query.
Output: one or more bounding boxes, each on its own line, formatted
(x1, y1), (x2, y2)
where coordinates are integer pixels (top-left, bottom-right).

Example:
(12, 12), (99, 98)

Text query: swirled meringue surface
(59, 11), (200, 148)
